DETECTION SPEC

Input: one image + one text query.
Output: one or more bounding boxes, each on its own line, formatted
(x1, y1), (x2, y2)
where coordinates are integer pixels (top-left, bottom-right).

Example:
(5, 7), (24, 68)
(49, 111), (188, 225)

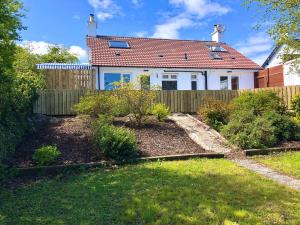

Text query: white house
(262, 45), (300, 86)
(86, 14), (261, 91)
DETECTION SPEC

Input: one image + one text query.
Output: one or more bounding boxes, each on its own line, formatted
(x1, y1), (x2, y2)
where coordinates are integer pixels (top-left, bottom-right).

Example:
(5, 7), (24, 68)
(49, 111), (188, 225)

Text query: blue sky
(20, 0), (274, 64)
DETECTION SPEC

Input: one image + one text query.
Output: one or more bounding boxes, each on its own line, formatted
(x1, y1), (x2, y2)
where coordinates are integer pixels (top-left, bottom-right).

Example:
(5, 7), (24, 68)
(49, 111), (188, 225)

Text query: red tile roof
(87, 35), (262, 70)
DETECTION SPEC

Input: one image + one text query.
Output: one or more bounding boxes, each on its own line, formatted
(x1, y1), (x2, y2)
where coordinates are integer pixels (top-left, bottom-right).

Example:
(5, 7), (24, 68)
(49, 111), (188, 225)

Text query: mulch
(7, 116), (205, 168)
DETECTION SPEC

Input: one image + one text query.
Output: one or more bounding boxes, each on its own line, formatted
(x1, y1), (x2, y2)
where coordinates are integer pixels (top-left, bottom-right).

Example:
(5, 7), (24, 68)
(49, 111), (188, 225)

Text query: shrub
(32, 145), (61, 166)
(197, 97), (229, 131)
(229, 91), (286, 116)
(291, 94), (300, 117)
(73, 92), (123, 117)
(94, 118), (137, 162)
(222, 91), (300, 149)
(152, 103), (170, 122)
(221, 111), (277, 149)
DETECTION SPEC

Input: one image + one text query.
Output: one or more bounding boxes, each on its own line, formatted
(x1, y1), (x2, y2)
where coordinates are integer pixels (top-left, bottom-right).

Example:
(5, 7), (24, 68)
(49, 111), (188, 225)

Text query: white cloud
(170, 0), (231, 18)
(151, 0), (230, 39)
(19, 41), (88, 63)
(152, 17), (194, 39)
(134, 31), (148, 37)
(236, 33), (274, 65)
(88, 0), (120, 21)
(72, 14), (80, 20)
(132, 0), (142, 7)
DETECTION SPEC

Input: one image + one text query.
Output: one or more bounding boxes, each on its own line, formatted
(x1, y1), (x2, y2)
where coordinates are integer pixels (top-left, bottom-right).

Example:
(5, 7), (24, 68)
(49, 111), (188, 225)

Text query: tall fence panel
(44, 69), (96, 90)
(33, 86), (300, 116)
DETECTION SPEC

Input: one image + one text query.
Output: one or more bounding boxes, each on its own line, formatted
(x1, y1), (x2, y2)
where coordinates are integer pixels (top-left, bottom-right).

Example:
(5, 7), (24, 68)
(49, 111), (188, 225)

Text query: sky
(20, 0), (275, 65)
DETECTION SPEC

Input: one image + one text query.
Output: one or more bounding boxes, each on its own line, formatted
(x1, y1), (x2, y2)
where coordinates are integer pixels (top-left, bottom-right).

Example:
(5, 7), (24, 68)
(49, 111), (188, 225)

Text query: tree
(245, 0), (300, 69)
(40, 45), (79, 63)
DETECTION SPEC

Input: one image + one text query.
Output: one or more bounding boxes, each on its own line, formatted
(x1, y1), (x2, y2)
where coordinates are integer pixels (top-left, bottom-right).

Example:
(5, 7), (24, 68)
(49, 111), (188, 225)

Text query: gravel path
(170, 113), (300, 191)
(169, 113), (231, 153)
(233, 159), (300, 190)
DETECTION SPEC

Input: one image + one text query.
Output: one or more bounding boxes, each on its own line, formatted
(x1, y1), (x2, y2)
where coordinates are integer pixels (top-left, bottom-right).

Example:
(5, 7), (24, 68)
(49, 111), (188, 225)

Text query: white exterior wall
(283, 60), (300, 86)
(94, 66), (255, 90)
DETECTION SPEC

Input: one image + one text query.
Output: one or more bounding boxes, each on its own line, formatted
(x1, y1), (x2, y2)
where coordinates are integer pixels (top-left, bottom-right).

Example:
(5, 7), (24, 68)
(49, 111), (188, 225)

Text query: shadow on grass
(1, 159), (300, 225)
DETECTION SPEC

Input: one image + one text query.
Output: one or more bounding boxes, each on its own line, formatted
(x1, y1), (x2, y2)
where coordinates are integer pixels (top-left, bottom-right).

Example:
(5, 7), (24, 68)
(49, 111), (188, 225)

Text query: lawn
(1, 159), (300, 225)
(254, 152), (300, 179)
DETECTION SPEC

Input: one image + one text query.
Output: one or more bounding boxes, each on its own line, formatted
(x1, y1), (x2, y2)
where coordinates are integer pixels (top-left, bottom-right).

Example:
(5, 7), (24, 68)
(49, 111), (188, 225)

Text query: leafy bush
(222, 91), (300, 149)
(73, 92), (124, 117)
(94, 118), (138, 162)
(152, 103), (170, 122)
(32, 145), (61, 166)
(292, 94), (300, 117)
(221, 111), (277, 149)
(197, 97), (229, 131)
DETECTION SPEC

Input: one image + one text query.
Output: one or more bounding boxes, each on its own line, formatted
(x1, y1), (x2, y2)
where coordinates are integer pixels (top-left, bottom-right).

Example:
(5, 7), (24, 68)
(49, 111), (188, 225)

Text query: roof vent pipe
(87, 14), (97, 37)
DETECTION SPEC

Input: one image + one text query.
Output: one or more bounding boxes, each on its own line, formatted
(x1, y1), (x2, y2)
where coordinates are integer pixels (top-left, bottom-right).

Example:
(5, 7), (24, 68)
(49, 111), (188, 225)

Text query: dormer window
(109, 41), (130, 49)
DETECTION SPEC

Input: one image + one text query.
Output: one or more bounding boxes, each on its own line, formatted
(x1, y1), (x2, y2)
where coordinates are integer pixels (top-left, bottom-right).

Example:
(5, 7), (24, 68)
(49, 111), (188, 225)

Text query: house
(255, 44), (300, 88)
(86, 14), (261, 91)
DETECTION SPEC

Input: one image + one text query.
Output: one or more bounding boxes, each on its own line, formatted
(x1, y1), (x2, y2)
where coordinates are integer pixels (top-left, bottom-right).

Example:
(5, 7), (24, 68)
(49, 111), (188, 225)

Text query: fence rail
(33, 86), (300, 116)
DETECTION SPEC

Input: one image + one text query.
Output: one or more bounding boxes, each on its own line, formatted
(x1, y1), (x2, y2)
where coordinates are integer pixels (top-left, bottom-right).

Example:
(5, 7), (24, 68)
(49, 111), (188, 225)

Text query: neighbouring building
(86, 14), (261, 91)
(255, 44), (300, 88)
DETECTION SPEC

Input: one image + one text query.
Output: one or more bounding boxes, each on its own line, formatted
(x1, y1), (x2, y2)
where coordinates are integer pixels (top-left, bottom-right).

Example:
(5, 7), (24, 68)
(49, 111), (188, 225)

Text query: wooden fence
(33, 86), (300, 116)
(254, 65), (284, 88)
(44, 69), (96, 90)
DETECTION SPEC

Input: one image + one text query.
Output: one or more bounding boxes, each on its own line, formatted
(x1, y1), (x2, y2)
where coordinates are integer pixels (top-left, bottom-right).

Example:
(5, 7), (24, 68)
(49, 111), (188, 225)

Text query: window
(162, 81), (177, 90)
(104, 73), (131, 90)
(231, 77), (239, 90)
(191, 74), (197, 80)
(220, 76), (228, 90)
(207, 45), (227, 52)
(191, 81), (197, 90)
(108, 41), (130, 49)
(210, 52), (223, 60)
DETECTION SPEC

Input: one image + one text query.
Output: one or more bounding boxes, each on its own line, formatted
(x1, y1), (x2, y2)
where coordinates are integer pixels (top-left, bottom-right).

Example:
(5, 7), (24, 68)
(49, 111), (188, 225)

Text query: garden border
(244, 147), (300, 156)
(16, 153), (224, 176)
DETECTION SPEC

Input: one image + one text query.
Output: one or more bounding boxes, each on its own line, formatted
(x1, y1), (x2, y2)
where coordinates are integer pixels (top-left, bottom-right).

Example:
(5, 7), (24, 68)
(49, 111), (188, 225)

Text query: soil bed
(8, 116), (205, 168)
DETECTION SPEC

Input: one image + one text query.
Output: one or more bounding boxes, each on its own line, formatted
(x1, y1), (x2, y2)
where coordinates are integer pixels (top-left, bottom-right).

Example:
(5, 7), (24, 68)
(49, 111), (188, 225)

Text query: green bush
(197, 97), (229, 131)
(292, 94), (300, 117)
(32, 145), (61, 166)
(73, 92), (124, 117)
(221, 111), (277, 149)
(94, 118), (138, 162)
(152, 103), (170, 122)
(229, 91), (286, 116)
(222, 91), (300, 149)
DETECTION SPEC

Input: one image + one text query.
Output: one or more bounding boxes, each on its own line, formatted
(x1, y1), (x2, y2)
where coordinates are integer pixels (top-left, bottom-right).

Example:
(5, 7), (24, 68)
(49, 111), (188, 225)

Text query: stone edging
(16, 153), (224, 176)
(244, 147), (300, 156)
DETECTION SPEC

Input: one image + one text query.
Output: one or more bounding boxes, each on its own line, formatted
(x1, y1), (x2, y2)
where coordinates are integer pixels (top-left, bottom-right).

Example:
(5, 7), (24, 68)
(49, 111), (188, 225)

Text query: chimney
(211, 24), (225, 43)
(87, 14), (97, 36)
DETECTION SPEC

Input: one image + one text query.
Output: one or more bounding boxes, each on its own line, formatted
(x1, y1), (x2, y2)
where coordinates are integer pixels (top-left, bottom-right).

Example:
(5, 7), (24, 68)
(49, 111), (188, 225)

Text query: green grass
(254, 152), (300, 179)
(1, 159), (300, 225)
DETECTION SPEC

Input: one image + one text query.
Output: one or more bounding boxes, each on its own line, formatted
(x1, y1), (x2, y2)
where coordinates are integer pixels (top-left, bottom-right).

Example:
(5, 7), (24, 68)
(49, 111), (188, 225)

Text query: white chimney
(87, 14), (97, 36)
(211, 24), (225, 42)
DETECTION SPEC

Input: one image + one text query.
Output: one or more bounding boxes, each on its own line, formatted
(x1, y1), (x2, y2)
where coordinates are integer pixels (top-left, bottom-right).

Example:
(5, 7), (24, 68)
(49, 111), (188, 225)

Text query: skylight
(108, 41), (130, 49)
(210, 52), (223, 60)
(207, 45), (227, 52)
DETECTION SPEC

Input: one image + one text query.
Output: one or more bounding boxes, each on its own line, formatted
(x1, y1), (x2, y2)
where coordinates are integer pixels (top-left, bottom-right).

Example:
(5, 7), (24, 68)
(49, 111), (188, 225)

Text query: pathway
(169, 113), (300, 190)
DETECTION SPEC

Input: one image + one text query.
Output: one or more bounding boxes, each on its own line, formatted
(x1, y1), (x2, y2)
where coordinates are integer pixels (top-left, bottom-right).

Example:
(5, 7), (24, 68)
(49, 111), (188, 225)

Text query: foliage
(2, 159), (300, 225)
(151, 103), (170, 122)
(93, 117), (137, 162)
(113, 82), (157, 126)
(291, 93), (300, 117)
(32, 145), (61, 166)
(140, 74), (151, 90)
(39, 45), (79, 63)
(222, 91), (300, 149)
(197, 97), (229, 131)
(245, 0), (300, 71)
(229, 91), (286, 116)
(72, 92), (123, 117)
(255, 152), (300, 179)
